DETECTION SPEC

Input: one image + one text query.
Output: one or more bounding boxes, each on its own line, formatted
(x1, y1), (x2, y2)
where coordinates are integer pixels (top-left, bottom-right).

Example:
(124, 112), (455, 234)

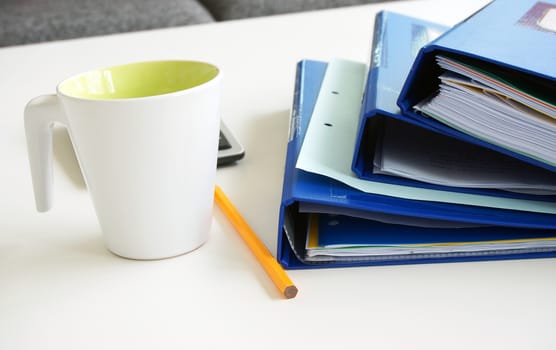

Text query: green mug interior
(58, 61), (219, 100)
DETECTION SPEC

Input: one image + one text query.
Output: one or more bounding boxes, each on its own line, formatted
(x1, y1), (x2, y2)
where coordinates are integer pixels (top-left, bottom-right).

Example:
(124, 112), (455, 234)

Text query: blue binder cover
(315, 213), (556, 247)
(276, 59), (556, 269)
(352, 11), (449, 181)
(351, 10), (556, 201)
(397, 0), (556, 172)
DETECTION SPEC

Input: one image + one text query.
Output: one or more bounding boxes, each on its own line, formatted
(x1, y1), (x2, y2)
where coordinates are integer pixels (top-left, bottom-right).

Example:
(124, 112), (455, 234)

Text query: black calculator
(218, 122), (245, 166)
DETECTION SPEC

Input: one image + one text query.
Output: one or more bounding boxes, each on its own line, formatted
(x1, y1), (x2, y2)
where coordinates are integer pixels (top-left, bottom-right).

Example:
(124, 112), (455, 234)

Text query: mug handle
(24, 94), (69, 212)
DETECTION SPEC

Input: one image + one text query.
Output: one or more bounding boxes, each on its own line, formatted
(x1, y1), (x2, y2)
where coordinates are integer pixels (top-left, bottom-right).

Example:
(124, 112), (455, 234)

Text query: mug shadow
(212, 210), (286, 299)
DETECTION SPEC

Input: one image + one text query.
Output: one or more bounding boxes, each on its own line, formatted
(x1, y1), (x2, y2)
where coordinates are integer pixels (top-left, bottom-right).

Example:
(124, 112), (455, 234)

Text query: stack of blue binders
(277, 0), (556, 269)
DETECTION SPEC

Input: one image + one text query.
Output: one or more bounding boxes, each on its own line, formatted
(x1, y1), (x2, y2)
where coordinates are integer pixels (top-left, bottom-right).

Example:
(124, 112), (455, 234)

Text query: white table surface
(1, 1), (555, 349)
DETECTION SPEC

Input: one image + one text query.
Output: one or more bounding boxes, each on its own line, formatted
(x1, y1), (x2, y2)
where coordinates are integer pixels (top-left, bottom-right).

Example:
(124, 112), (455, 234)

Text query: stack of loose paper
(415, 55), (556, 168)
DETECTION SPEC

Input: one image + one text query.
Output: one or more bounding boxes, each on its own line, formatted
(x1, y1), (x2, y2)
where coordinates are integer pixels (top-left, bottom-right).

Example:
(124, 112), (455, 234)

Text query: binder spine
(287, 62), (303, 144)
(352, 12), (385, 176)
(277, 61), (306, 267)
(366, 11), (386, 113)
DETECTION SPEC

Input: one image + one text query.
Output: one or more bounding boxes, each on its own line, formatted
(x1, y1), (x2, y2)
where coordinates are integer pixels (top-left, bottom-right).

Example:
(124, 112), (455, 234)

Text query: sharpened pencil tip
(284, 285), (298, 299)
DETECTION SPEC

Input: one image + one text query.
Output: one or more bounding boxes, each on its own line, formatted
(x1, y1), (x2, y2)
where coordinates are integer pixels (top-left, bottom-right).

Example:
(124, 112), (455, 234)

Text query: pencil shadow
(212, 209), (287, 300)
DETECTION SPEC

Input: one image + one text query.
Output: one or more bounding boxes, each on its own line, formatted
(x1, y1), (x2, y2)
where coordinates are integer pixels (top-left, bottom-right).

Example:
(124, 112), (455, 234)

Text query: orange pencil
(214, 186), (298, 299)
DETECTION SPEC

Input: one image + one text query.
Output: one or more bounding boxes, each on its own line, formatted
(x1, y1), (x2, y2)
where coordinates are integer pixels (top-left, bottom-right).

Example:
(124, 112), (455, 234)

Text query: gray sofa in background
(0, 0), (393, 47)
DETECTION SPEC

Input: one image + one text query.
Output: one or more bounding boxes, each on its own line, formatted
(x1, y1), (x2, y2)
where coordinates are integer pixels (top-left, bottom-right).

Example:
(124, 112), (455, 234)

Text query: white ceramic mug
(25, 60), (221, 260)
